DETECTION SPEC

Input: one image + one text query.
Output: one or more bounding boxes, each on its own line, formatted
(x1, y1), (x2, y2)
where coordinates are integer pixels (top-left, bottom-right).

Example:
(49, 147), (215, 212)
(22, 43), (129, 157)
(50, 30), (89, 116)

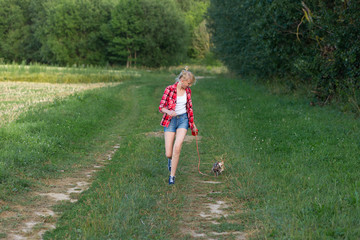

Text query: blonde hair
(175, 66), (196, 85)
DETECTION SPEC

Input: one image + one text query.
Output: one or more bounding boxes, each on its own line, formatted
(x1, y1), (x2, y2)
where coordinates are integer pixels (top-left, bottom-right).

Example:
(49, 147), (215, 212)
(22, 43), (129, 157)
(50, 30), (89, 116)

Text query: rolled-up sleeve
(186, 88), (195, 130)
(159, 87), (170, 112)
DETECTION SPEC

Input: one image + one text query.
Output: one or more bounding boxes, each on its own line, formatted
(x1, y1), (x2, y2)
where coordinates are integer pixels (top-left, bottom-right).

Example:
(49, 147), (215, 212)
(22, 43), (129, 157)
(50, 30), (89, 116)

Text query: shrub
(208, 0), (360, 110)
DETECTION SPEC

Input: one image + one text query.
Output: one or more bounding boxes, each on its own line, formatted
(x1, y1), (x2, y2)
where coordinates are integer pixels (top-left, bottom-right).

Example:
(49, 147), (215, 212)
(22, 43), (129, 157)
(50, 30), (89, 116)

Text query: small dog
(212, 161), (225, 176)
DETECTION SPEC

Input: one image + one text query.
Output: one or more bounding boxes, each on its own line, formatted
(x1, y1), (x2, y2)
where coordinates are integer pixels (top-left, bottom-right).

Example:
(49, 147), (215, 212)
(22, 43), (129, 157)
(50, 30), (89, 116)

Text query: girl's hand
(168, 110), (177, 117)
(192, 124), (199, 136)
(161, 108), (177, 117)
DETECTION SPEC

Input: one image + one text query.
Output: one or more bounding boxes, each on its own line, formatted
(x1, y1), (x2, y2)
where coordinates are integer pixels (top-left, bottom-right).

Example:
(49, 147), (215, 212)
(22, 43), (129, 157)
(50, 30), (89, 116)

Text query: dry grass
(0, 64), (141, 83)
(165, 65), (228, 76)
(0, 81), (121, 125)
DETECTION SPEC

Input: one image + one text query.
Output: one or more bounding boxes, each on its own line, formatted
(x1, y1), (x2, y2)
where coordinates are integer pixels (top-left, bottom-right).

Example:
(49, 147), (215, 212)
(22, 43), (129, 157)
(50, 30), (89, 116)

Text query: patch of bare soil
(0, 143), (121, 240)
(145, 131), (202, 143)
(147, 131), (248, 239)
(146, 130), (247, 238)
(177, 170), (248, 239)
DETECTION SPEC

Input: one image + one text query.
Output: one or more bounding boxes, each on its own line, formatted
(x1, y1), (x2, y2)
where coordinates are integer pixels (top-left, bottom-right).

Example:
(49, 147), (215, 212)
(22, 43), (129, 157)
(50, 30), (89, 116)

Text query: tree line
(208, 0), (360, 109)
(0, 0), (209, 67)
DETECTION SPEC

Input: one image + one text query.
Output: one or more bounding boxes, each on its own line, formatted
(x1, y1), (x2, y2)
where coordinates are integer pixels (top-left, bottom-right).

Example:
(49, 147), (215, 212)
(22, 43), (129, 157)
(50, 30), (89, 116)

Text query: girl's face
(180, 76), (193, 89)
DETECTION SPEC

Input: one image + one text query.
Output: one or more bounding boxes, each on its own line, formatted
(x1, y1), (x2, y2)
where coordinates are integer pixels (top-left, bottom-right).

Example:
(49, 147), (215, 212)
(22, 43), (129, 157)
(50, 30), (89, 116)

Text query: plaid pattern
(159, 82), (195, 130)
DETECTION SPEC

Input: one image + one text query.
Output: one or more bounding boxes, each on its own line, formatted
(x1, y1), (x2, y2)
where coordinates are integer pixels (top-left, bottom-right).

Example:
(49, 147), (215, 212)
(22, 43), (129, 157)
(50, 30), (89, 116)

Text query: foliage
(39, 0), (111, 65)
(207, 0), (360, 111)
(191, 19), (210, 59)
(0, 0), (33, 62)
(0, 0), (208, 67)
(176, 0), (211, 59)
(105, 0), (188, 67)
(104, 0), (144, 67)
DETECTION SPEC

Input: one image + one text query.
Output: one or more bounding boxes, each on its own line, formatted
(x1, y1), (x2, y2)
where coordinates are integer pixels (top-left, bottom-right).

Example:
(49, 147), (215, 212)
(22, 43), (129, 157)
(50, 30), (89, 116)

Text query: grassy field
(200, 78), (360, 238)
(0, 65), (140, 199)
(0, 81), (122, 125)
(1, 67), (360, 238)
(0, 63), (140, 83)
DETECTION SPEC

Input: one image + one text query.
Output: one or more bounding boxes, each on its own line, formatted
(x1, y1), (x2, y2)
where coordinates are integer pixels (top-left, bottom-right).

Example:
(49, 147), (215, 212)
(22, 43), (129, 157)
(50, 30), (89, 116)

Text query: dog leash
(193, 130), (209, 176)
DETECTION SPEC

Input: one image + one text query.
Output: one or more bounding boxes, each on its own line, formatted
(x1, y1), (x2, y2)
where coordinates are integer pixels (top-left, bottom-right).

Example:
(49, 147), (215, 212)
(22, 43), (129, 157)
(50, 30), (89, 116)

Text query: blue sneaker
(168, 158), (172, 172)
(169, 176), (175, 185)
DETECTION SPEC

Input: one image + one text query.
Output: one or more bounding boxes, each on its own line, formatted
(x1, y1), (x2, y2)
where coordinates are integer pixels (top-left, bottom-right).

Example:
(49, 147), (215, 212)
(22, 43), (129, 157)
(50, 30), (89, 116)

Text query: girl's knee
(165, 146), (173, 158)
(173, 144), (182, 154)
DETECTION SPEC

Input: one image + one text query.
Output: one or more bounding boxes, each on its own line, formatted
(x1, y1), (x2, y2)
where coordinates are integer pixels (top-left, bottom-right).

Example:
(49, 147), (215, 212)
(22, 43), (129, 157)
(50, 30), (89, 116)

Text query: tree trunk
(126, 49), (132, 68)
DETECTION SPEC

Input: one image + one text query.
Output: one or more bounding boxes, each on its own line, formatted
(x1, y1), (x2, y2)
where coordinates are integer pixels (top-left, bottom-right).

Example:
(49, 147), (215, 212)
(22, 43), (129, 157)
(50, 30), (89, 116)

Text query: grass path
(40, 74), (253, 239)
(1, 71), (360, 239)
(0, 79), (146, 239)
(174, 151), (248, 240)
(4, 141), (122, 239)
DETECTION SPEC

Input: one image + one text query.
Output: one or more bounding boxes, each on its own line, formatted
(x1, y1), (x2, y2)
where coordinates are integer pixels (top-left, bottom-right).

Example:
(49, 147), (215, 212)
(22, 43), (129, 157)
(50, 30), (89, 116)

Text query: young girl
(159, 67), (198, 185)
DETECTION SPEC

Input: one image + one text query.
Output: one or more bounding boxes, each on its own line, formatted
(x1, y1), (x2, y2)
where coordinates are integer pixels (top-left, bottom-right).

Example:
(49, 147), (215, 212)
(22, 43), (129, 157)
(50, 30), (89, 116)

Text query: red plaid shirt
(159, 82), (195, 130)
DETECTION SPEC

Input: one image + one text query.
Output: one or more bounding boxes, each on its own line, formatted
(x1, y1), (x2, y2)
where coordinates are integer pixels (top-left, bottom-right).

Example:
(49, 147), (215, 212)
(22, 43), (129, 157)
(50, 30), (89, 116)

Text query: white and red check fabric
(159, 82), (195, 130)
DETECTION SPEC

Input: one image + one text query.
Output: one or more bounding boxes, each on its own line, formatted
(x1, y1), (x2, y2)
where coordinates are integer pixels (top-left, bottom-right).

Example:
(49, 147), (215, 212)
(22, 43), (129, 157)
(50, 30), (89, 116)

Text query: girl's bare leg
(170, 128), (187, 176)
(164, 132), (176, 159)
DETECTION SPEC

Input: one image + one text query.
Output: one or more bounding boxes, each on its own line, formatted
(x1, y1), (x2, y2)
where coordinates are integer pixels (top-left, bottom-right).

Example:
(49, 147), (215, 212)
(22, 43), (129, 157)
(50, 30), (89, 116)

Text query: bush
(208, 0), (360, 111)
(105, 0), (188, 67)
(39, 0), (111, 65)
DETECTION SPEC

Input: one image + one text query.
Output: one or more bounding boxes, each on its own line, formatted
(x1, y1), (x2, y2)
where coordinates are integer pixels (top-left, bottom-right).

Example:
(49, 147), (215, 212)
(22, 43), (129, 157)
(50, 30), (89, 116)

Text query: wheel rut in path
(174, 143), (248, 239)
(178, 176), (248, 240)
(146, 130), (248, 239)
(0, 141), (121, 240)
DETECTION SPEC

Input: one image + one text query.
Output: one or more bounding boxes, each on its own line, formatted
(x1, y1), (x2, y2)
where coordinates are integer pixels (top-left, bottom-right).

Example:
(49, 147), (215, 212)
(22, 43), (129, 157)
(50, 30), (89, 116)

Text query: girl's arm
(161, 108), (177, 117)
(159, 86), (177, 116)
(159, 87), (170, 112)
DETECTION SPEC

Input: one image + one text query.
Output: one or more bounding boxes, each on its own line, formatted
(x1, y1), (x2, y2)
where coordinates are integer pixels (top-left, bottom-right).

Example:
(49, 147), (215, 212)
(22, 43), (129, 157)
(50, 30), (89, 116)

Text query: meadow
(1, 65), (360, 239)
(0, 63), (139, 83)
(0, 81), (122, 125)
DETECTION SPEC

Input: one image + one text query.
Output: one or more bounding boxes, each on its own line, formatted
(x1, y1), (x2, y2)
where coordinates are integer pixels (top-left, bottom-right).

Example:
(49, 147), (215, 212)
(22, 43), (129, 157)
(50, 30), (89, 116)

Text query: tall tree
(0, 0), (33, 62)
(40, 0), (111, 65)
(176, 0), (210, 59)
(105, 0), (144, 67)
(105, 0), (188, 67)
(0, 0), (191, 67)
(208, 0), (360, 108)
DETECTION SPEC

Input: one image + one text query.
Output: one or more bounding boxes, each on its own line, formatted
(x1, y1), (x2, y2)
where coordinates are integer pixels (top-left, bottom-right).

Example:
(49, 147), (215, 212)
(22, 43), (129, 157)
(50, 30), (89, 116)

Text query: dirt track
(1, 142), (121, 240)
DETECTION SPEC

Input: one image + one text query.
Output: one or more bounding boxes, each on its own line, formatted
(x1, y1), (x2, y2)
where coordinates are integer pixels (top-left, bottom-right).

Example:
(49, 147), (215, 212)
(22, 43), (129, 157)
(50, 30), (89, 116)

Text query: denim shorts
(164, 113), (189, 132)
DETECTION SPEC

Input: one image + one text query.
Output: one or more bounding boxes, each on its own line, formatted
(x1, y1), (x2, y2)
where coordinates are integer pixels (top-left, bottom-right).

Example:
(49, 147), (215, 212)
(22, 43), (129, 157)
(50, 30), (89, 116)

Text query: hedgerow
(208, 0), (360, 111)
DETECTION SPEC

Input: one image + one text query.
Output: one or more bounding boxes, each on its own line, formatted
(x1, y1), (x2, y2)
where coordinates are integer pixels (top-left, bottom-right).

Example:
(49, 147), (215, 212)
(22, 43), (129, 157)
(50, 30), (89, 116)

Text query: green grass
(1, 68), (360, 238)
(0, 81), (121, 125)
(198, 77), (360, 238)
(0, 81), (135, 199)
(43, 135), (180, 239)
(43, 73), (360, 239)
(42, 72), (183, 239)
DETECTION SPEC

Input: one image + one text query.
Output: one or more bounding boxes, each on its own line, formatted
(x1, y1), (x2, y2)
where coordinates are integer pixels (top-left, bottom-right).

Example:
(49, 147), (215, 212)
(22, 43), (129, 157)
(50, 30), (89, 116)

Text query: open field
(0, 69), (360, 239)
(0, 81), (122, 125)
(0, 64), (140, 83)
